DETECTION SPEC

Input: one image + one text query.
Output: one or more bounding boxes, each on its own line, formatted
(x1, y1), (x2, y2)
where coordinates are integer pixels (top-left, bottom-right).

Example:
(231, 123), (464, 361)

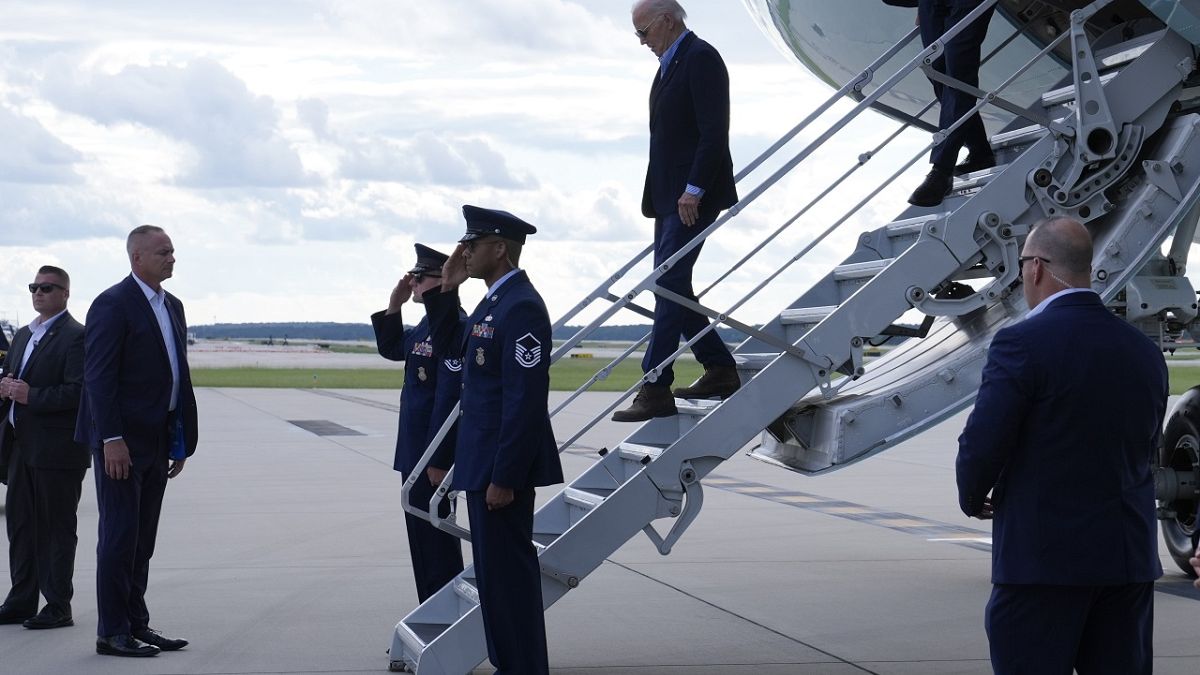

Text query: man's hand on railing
(441, 243), (470, 292)
(387, 273), (414, 314)
(426, 466), (448, 487)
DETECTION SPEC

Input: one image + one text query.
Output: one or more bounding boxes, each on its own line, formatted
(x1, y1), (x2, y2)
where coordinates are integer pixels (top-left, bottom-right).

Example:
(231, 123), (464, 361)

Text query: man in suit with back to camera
(371, 243), (465, 603)
(0, 266), (87, 630)
(77, 224), (198, 658)
(427, 205), (564, 674)
(956, 217), (1165, 674)
(612, 0), (741, 422)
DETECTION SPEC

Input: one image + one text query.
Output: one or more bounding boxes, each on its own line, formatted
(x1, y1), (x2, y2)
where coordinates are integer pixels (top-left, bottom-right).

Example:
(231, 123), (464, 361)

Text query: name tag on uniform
(471, 323), (494, 339)
(412, 340), (433, 357)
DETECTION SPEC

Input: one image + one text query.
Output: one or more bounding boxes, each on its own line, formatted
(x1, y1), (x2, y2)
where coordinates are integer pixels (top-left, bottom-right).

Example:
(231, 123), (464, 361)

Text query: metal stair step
(833, 259), (892, 281)
(407, 621), (451, 645)
(953, 163), (1009, 190)
(616, 442), (665, 464)
(1041, 71), (1118, 106)
(734, 352), (778, 372)
(562, 486), (606, 511)
(885, 212), (949, 238)
(989, 123), (1048, 150)
(452, 577), (480, 605)
(779, 305), (837, 325)
(676, 399), (720, 417)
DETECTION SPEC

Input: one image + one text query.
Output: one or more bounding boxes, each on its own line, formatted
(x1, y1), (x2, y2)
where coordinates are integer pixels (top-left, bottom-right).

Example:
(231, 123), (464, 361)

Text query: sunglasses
(635, 13), (665, 39)
(28, 282), (65, 294)
(1017, 255), (1051, 279)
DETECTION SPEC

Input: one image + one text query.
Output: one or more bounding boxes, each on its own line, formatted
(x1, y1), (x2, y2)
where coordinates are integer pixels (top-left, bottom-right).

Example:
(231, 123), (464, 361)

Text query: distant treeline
(191, 322), (748, 343)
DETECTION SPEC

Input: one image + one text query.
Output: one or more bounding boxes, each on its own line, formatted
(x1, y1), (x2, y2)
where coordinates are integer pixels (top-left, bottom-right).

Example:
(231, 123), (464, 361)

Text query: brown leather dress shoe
(96, 634), (160, 657)
(133, 627), (189, 651)
(612, 384), (677, 422)
(672, 365), (741, 400)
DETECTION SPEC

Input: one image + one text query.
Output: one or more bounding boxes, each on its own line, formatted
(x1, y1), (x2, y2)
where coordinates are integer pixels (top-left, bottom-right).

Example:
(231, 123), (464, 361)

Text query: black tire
(1160, 387), (1200, 577)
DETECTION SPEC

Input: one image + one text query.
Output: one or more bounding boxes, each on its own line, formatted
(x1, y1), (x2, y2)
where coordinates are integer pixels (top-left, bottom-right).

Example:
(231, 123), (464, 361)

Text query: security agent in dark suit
(76, 225), (198, 658)
(426, 205), (564, 675)
(371, 243), (465, 603)
(0, 266), (87, 630)
(957, 218), (1165, 674)
(900, 0), (998, 206)
(613, 0), (740, 422)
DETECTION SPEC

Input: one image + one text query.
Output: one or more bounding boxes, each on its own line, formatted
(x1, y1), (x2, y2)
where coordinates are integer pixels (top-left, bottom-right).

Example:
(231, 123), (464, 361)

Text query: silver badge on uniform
(476, 347), (486, 366)
(417, 366), (427, 382)
(514, 332), (542, 368)
(484, 315), (493, 322)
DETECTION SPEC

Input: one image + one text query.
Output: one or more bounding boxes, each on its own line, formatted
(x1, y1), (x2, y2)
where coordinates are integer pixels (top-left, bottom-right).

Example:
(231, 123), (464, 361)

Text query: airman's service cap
(459, 205), (537, 244)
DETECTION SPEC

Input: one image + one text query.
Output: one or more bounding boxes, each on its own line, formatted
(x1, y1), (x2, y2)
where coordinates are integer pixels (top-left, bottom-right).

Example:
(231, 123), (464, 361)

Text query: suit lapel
(649, 32), (695, 126)
(17, 321), (59, 378)
(5, 329), (31, 378)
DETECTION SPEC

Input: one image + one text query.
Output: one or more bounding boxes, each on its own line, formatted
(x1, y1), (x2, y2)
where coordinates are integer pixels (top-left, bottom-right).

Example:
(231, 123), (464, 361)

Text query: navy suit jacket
(957, 292), (1166, 585)
(76, 275), (198, 458)
(371, 299), (464, 475)
(0, 312), (88, 471)
(428, 272), (564, 492)
(642, 32), (738, 219)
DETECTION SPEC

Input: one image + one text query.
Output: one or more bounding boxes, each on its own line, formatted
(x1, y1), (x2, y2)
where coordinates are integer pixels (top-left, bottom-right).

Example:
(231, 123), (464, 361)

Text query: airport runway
(1, 388), (1197, 674)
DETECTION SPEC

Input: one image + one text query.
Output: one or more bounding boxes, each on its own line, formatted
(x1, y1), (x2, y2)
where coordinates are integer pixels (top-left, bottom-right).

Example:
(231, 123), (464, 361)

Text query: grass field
(191, 359), (1200, 395)
(191, 357), (704, 392)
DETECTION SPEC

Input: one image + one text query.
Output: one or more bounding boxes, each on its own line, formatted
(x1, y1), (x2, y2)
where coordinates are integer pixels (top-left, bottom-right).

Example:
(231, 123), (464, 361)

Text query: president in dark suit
(428, 205), (564, 675)
(371, 243), (464, 603)
(77, 225), (198, 658)
(0, 266), (87, 630)
(956, 217), (1165, 674)
(614, 0), (740, 423)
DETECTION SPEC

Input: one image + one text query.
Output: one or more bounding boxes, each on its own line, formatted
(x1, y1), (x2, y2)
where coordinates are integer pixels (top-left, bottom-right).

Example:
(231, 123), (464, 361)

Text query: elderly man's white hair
(633, 0), (687, 21)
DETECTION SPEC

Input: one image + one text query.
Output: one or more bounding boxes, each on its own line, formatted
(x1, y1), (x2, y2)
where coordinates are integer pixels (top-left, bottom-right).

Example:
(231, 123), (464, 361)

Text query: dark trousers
(919, 0), (995, 170)
(642, 210), (735, 388)
(986, 582), (1154, 674)
(465, 488), (548, 675)
(404, 472), (464, 602)
(93, 446), (168, 637)
(4, 440), (86, 614)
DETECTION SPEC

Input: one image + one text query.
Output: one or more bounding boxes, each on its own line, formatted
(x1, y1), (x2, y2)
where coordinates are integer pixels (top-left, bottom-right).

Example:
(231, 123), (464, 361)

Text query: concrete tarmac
(1, 388), (1197, 674)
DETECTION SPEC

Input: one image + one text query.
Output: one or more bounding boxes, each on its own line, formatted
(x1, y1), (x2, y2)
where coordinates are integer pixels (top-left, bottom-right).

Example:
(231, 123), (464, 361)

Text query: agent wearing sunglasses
(426, 205), (563, 675)
(77, 225), (197, 658)
(0, 266), (86, 632)
(615, 0), (740, 423)
(370, 243), (465, 603)
(957, 218), (1165, 674)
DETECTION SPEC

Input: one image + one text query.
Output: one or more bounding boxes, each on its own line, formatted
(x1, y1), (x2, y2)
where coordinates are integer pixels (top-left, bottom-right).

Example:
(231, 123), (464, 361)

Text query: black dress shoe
(133, 627), (189, 651)
(908, 167), (954, 207)
(96, 634), (160, 657)
(0, 603), (35, 625)
(23, 606), (73, 629)
(952, 152), (997, 177)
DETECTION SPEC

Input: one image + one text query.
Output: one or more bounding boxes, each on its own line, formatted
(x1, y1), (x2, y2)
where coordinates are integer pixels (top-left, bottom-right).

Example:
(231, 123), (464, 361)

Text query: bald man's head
(1026, 217), (1093, 285)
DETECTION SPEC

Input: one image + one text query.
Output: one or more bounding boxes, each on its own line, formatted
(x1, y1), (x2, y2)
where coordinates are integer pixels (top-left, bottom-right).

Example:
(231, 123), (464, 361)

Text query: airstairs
(388, 1), (1200, 671)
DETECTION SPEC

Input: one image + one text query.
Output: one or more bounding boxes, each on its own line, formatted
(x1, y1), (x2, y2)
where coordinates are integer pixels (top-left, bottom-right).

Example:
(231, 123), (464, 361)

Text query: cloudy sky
(0, 0), (932, 329)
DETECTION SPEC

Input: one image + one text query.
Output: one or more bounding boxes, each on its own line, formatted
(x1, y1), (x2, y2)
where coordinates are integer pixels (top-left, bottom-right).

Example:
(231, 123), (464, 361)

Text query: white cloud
(0, 104), (84, 184)
(42, 58), (316, 188)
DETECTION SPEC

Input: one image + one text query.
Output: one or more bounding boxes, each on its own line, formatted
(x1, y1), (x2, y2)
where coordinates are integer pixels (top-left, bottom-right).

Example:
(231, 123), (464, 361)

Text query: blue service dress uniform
(371, 299), (465, 602)
(428, 270), (564, 675)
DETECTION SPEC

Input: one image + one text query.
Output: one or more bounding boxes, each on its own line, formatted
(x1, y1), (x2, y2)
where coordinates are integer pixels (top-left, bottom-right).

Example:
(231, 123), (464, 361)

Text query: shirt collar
(660, 29), (690, 75)
(29, 309), (67, 334)
(132, 273), (165, 304)
(1026, 287), (1095, 319)
(486, 268), (522, 299)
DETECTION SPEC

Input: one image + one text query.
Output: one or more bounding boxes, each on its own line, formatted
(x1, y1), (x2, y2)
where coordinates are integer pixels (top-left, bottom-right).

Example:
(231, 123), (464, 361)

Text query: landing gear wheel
(1160, 387), (1200, 577)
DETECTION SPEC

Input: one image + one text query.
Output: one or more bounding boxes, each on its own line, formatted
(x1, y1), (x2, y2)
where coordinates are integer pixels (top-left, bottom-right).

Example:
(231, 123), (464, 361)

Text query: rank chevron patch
(514, 332), (542, 368)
